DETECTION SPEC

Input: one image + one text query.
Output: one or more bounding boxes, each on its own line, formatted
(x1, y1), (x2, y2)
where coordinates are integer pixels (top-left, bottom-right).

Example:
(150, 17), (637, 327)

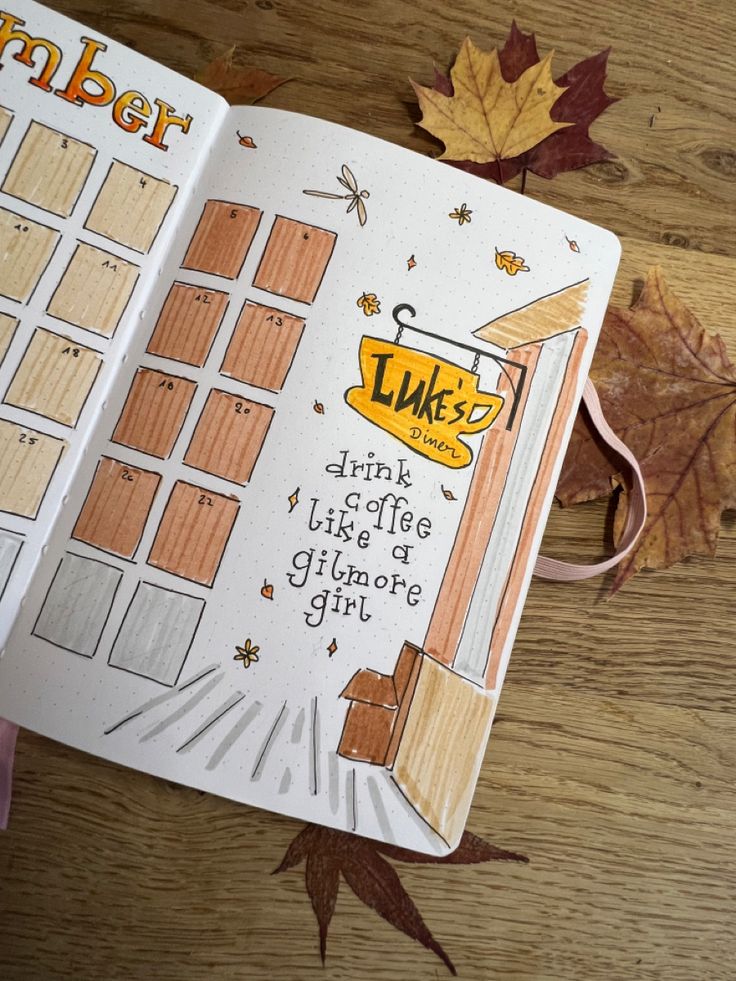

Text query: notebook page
(0, 0), (227, 644)
(0, 102), (619, 854)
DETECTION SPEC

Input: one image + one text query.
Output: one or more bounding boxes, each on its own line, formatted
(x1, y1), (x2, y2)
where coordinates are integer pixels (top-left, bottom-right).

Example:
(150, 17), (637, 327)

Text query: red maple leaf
(273, 823), (528, 974)
(432, 22), (617, 185)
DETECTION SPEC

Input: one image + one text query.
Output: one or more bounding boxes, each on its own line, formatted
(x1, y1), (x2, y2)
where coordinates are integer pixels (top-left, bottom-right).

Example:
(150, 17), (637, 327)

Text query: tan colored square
(2, 121), (96, 218)
(47, 242), (139, 337)
(184, 389), (274, 485)
(0, 312), (18, 366)
(112, 367), (197, 459)
(4, 327), (102, 426)
(221, 301), (304, 392)
(148, 480), (239, 587)
(253, 216), (336, 304)
(182, 200), (261, 279)
(0, 107), (12, 145)
(0, 418), (65, 518)
(85, 161), (177, 253)
(0, 208), (59, 303)
(146, 283), (229, 367)
(72, 456), (161, 558)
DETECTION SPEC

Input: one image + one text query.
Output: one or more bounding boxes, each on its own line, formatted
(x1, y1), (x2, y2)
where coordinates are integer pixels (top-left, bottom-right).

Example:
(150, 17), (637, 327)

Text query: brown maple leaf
(274, 823), (528, 974)
(195, 46), (290, 104)
(556, 267), (736, 592)
(431, 22), (617, 185)
(412, 36), (571, 165)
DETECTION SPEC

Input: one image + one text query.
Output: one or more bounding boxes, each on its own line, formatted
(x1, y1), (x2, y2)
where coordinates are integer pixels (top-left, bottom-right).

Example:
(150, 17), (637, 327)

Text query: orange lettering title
(0, 10), (192, 151)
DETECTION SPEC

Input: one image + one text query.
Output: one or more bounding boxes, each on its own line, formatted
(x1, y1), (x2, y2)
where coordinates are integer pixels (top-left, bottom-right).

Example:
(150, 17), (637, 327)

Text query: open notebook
(0, 0), (620, 853)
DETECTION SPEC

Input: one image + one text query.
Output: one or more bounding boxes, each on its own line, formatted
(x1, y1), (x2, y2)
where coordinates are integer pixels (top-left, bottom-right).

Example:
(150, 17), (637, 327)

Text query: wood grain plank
(85, 161), (177, 253)
(4, 327), (102, 426)
(183, 389), (274, 485)
(72, 456), (161, 559)
(220, 300), (304, 391)
(112, 367), (196, 459)
(147, 480), (240, 586)
(182, 200), (262, 278)
(47, 242), (139, 338)
(146, 282), (229, 367)
(1, 121), (96, 218)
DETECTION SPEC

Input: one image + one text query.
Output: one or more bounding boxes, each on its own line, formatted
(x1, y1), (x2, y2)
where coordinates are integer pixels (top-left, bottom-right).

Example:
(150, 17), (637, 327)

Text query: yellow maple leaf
(412, 38), (572, 164)
(495, 248), (530, 275)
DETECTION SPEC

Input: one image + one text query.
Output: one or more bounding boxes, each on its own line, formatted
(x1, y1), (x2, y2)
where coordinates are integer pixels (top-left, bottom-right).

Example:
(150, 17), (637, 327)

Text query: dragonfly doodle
(303, 164), (370, 226)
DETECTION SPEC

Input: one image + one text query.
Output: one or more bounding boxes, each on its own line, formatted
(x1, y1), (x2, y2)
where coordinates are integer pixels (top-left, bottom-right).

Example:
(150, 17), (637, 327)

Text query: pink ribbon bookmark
(534, 379), (647, 580)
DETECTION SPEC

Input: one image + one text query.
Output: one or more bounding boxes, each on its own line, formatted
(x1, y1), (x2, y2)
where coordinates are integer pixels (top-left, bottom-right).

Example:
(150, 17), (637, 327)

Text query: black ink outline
(107, 579), (206, 687)
(0, 105), (13, 148)
(83, 159), (178, 255)
(181, 199), (263, 280)
(182, 388), (274, 486)
(0, 206), (61, 304)
(0, 418), (66, 520)
(111, 366), (198, 460)
(219, 298), (305, 393)
(252, 214), (337, 306)
(146, 479), (241, 588)
(32, 551), (123, 658)
(1, 120), (97, 219)
(0, 525), (23, 602)
(71, 455), (162, 560)
(2, 326), (103, 429)
(146, 281), (230, 368)
(0, 311), (19, 369)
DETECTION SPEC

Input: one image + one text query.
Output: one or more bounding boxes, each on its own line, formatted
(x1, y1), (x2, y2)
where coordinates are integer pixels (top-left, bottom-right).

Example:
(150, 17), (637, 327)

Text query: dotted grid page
(0, 0), (227, 646)
(0, 97), (620, 853)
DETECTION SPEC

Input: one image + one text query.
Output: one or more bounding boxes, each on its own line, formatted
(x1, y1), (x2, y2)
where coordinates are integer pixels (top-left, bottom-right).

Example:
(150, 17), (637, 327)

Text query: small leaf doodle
(313, 400), (325, 415)
(565, 234), (580, 252)
(407, 254), (417, 271)
(288, 487), (300, 512)
(495, 247), (530, 275)
(327, 638), (337, 657)
(236, 131), (257, 148)
(449, 203), (472, 225)
(274, 824), (528, 974)
(441, 485), (457, 501)
(234, 638), (260, 668)
(261, 580), (274, 600)
(357, 292), (381, 316)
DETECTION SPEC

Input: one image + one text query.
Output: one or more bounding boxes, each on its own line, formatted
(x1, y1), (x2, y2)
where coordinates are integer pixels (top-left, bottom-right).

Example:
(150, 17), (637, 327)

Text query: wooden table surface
(1, 1), (734, 979)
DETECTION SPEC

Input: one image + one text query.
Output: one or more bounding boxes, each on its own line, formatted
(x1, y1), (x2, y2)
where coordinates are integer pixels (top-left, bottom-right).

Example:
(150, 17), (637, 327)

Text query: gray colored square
(109, 582), (204, 686)
(33, 553), (122, 656)
(0, 528), (22, 600)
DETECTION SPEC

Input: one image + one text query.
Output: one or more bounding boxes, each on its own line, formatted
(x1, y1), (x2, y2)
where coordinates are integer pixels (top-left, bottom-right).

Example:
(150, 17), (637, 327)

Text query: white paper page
(0, 103), (619, 853)
(0, 0), (227, 644)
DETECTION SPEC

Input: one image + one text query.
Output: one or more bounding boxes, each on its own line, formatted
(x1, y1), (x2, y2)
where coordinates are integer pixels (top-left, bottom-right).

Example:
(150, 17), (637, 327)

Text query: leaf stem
(520, 167), (527, 195)
(496, 159), (503, 186)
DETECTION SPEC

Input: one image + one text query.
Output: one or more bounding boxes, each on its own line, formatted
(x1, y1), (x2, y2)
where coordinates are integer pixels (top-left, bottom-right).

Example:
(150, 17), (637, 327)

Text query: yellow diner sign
(345, 337), (504, 469)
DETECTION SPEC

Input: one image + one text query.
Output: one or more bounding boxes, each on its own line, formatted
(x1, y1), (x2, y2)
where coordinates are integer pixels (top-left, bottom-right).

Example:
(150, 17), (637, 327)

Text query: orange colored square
(184, 389), (274, 485)
(146, 282), (229, 367)
(182, 200), (262, 279)
(253, 216), (336, 304)
(220, 301), (304, 392)
(112, 368), (197, 459)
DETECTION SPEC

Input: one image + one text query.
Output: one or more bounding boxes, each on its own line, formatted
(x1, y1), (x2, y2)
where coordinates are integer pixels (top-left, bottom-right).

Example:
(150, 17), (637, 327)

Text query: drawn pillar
(423, 343), (541, 666)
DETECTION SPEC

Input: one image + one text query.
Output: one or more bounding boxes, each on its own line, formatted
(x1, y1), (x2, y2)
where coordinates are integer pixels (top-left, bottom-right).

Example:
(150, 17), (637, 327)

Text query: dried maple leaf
(274, 823), (527, 974)
(431, 22), (617, 184)
(195, 46), (289, 104)
(557, 267), (736, 592)
(412, 37), (571, 165)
